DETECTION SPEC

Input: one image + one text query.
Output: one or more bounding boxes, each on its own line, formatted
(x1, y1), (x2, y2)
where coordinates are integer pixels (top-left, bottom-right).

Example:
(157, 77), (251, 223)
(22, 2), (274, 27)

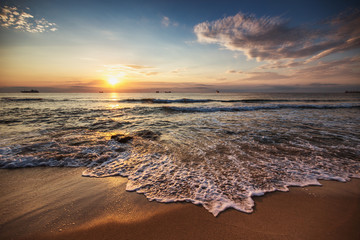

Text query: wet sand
(0, 168), (359, 240)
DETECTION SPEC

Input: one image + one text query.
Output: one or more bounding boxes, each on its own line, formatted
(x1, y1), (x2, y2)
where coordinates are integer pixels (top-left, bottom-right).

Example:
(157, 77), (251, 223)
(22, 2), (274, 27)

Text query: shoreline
(0, 168), (359, 240)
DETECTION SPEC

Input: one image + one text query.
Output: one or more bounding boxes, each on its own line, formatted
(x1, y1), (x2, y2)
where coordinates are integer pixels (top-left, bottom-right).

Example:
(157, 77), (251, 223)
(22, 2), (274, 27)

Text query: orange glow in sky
(0, 1), (359, 93)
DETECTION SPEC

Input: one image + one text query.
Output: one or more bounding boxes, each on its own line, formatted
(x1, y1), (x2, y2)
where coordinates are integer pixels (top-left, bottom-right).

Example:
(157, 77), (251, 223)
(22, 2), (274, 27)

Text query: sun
(108, 77), (119, 86)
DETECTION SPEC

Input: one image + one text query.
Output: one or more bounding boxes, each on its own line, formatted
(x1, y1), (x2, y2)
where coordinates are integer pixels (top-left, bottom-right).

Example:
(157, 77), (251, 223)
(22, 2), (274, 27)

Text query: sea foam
(1, 92), (360, 216)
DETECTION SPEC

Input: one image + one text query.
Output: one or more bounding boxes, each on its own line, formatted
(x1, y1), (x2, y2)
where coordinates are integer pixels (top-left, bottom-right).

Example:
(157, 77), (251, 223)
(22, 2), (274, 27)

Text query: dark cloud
(194, 10), (360, 61)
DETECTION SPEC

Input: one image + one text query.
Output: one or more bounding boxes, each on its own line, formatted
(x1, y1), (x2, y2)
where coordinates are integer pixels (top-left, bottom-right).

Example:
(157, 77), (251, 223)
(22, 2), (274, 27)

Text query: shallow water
(1, 92), (359, 216)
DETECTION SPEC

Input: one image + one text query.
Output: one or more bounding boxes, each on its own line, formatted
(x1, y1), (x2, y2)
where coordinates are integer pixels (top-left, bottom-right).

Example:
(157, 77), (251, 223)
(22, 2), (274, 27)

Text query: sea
(1, 92), (359, 216)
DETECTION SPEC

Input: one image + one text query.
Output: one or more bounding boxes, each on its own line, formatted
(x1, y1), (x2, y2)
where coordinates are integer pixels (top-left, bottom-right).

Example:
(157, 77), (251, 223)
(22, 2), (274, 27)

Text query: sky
(0, 0), (359, 93)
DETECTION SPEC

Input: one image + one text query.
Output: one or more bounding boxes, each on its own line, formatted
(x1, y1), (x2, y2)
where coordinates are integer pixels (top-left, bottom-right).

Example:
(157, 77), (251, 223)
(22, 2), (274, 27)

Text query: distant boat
(99, 91), (104, 93)
(165, 91), (171, 93)
(156, 91), (159, 93)
(21, 89), (39, 93)
(216, 90), (220, 93)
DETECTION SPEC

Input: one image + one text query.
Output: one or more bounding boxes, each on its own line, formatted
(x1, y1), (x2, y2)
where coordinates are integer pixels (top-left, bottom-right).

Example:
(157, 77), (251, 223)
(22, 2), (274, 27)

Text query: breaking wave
(160, 103), (360, 112)
(119, 98), (357, 104)
(1, 92), (360, 216)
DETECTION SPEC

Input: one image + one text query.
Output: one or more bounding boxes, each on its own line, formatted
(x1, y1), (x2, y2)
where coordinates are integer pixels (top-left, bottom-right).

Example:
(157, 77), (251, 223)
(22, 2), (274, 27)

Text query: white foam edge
(82, 168), (360, 217)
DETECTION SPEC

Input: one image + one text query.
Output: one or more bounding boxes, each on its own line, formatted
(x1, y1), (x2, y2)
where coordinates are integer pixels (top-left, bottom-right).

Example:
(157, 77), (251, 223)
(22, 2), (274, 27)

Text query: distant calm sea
(1, 92), (360, 216)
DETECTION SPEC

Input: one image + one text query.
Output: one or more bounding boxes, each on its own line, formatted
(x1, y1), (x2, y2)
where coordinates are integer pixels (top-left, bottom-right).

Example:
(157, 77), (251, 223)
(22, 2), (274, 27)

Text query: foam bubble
(1, 93), (360, 216)
(81, 132), (360, 216)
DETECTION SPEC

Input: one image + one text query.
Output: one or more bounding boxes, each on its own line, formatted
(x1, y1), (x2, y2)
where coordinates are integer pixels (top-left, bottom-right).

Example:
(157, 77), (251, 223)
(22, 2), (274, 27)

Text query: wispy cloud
(104, 64), (153, 71)
(241, 72), (289, 81)
(161, 16), (178, 27)
(226, 70), (243, 74)
(125, 64), (153, 69)
(194, 10), (360, 62)
(258, 60), (304, 69)
(145, 72), (159, 76)
(0, 5), (57, 33)
(248, 56), (360, 84)
(103, 64), (159, 77)
(293, 56), (360, 81)
(171, 68), (187, 74)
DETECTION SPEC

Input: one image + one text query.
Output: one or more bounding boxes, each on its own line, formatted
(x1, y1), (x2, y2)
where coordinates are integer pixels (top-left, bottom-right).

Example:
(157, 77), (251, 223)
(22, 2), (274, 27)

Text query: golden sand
(0, 168), (359, 240)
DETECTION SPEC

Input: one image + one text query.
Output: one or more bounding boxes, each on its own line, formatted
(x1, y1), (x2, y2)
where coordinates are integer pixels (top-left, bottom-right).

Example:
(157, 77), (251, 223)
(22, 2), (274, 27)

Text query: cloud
(0, 5), (57, 33)
(103, 64), (158, 77)
(125, 64), (152, 69)
(161, 16), (178, 27)
(241, 72), (289, 81)
(145, 71), (159, 76)
(226, 70), (243, 74)
(293, 56), (360, 81)
(171, 68), (187, 74)
(252, 56), (360, 83)
(194, 10), (360, 62)
(161, 16), (170, 27)
(259, 60), (304, 69)
(104, 64), (153, 71)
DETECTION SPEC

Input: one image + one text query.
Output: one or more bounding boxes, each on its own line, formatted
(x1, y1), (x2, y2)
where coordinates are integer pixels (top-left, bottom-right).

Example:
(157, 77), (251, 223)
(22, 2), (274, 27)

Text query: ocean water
(1, 92), (360, 216)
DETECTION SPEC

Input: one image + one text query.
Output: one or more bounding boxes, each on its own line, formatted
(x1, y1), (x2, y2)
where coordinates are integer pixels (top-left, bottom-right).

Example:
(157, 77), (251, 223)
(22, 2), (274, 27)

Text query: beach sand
(0, 168), (359, 240)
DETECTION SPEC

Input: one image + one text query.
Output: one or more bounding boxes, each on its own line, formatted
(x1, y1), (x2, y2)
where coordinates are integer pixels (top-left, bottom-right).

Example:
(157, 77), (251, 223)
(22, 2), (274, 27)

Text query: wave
(161, 103), (360, 113)
(119, 98), (215, 103)
(2, 96), (358, 105)
(1, 104), (360, 216)
(119, 98), (358, 104)
(1, 97), (45, 102)
(0, 97), (72, 102)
